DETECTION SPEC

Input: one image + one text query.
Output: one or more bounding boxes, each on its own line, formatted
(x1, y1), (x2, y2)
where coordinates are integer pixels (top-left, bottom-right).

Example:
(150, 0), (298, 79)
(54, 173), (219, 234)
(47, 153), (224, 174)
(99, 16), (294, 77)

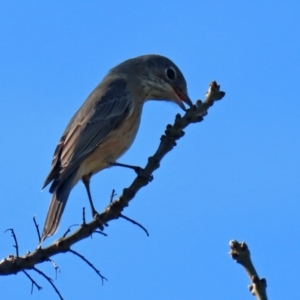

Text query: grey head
(109, 54), (192, 110)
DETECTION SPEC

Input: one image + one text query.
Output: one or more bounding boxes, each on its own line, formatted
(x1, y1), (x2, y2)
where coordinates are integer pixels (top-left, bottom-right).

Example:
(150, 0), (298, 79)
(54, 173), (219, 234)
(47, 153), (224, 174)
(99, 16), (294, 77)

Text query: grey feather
(41, 172), (75, 242)
(44, 77), (132, 193)
(41, 54), (190, 242)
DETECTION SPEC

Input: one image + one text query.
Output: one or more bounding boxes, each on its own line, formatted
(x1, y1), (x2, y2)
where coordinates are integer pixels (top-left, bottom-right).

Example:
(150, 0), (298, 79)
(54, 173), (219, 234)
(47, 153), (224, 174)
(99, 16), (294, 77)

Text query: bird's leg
(82, 175), (98, 218)
(109, 162), (142, 174)
(109, 162), (153, 182)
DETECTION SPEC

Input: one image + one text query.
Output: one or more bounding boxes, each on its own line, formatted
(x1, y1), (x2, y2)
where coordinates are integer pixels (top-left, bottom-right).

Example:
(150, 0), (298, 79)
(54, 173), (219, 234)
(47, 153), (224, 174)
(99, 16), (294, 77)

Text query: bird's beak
(172, 88), (193, 111)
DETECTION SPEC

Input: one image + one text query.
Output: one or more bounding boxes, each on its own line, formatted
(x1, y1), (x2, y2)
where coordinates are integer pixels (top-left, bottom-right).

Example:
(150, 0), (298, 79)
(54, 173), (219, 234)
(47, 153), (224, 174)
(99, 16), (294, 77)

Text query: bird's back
(43, 75), (136, 193)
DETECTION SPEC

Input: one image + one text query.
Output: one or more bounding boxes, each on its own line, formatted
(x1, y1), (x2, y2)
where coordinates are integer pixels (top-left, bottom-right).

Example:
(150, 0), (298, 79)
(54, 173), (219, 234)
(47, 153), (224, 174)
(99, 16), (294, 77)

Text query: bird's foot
(92, 210), (106, 231)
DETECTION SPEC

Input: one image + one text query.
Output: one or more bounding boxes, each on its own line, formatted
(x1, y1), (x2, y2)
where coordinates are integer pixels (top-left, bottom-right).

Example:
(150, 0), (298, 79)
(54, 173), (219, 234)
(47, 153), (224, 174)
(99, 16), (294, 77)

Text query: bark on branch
(229, 240), (268, 300)
(0, 82), (225, 296)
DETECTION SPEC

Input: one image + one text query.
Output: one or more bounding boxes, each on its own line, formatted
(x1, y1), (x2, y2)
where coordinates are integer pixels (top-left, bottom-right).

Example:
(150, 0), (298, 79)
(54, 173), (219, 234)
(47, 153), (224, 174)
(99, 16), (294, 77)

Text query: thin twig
(47, 258), (60, 279)
(90, 229), (107, 239)
(120, 214), (149, 236)
(33, 216), (41, 242)
(22, 270), (42, 294)
(62, 224), (79, 238)
(110, 189), (116, 203)
(82, 207), (86, 225)
(69, 249), (107, 284)
(4, 228), (19, 257)
(0, 82), (225, 279)
(33, 267), (64, 300)
(93, 230), (107, 236)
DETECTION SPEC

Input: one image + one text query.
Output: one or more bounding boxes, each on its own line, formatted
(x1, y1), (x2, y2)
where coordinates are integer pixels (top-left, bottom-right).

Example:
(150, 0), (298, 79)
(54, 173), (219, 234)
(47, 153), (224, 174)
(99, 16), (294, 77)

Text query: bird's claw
(134, 167), (153, 182)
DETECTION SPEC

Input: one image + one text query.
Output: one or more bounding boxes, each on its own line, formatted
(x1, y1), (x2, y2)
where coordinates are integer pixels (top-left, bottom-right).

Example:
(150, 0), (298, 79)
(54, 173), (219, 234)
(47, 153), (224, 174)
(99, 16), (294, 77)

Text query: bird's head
(112, 54), (193, 111)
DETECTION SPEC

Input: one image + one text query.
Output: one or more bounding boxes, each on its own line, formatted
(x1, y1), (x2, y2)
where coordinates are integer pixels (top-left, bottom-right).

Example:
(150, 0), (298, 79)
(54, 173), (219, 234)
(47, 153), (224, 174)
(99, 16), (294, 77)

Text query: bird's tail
(40, 179), (73, 244)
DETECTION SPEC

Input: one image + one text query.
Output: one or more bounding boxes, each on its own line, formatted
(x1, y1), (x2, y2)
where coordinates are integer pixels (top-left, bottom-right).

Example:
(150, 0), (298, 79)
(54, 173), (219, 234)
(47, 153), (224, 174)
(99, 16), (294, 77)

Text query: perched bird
(41, 54), (192, 242)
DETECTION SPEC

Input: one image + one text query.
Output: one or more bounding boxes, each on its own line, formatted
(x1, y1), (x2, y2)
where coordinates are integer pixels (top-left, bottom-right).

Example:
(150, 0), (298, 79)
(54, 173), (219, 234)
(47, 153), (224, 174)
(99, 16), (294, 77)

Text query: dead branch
(0, 81), (225, 297)
(33, 266), (64, 300)
(69, 249), (107, 284)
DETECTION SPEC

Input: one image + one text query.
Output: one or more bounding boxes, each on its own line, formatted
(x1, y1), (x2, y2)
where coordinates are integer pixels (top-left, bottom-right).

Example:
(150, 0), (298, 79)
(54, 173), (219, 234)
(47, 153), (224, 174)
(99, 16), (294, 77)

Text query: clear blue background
(0, 1), (299, 299)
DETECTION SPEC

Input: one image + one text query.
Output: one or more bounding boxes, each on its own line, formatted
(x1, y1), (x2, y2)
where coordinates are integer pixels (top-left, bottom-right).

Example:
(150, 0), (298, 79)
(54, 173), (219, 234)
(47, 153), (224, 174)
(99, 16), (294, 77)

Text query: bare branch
(62, 224), (79, 238)
(33, 267), (64, 300)
(120, 214), (149, 236)
(229, 240), (268, 300)
(110, 189), (116, 203)
(69, 249), (107, 285)
(4, 228), (19, 257)
(47, 258), (60, 279)
(22, 270), (42, 294)
(92, 230), (107, 237)
(33, 216), (41, 242)
(0, 82), (225, 284)
(82, 207), (86, 225)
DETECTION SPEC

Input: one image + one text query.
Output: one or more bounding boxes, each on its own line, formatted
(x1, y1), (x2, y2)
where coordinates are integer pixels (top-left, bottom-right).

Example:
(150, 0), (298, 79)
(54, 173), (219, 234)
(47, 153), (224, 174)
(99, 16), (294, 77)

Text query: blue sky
(0, 1), (299, 299)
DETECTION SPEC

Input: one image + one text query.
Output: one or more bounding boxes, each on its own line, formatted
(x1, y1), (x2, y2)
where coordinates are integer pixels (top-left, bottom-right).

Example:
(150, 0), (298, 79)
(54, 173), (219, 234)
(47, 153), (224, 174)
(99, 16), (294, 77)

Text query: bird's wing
(43, 77), (133, 192)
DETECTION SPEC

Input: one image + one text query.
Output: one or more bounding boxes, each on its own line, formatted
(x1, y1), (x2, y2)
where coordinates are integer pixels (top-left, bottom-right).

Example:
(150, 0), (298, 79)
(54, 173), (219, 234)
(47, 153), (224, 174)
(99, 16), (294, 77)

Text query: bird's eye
(165, 67), (176, 80)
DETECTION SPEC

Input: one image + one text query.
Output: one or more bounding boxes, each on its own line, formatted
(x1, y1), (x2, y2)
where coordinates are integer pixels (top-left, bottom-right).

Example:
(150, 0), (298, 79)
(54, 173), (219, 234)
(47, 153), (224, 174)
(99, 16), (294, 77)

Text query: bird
(41, 54), (192, 242)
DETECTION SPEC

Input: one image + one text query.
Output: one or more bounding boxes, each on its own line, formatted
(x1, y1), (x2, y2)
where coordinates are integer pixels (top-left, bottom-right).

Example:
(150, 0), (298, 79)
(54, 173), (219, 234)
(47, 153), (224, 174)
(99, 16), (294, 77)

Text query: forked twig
(22, 270), (42, 294)
(4, 228), (19, 257)
(33, 267), (64, 300)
